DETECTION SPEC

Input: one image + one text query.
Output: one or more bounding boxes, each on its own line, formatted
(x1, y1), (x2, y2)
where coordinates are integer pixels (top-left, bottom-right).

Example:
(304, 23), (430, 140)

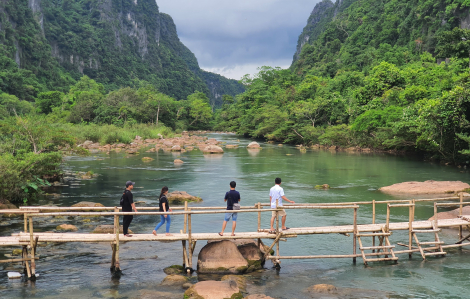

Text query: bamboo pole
(114, 207), (120, 272)
(28, 217), (36, 278)
(409, 200), (413, 258)
(434, 202), (438, 227)
(24, 206), (359, 218)
(263, 233), (282, 260)
(372, 200), (376, 252)
(257, 202), (261, 249)
(187, 209), (193, 273)
(0, 257), (39, 263)
(22, 245), (31, 278)
(257, 202), (261, 232)
(24, 213), (28, 233)
(386, 205), (390, 233)
(182, 201), (188, 267)
(353, 207), (357, 264)
(460, 192), (464, 241)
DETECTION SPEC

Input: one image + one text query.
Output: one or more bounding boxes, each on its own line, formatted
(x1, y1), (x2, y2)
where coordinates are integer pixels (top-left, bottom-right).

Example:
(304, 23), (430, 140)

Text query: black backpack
(120, 190), (126, 206)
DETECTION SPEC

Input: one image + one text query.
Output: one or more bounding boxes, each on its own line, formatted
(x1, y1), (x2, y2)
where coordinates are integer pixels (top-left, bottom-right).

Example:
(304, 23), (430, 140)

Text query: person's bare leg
(282, 215), (287, 230)
(220, 221), (227, 235)
(231, 221), (237, 236)
(270, 216), (275, 231)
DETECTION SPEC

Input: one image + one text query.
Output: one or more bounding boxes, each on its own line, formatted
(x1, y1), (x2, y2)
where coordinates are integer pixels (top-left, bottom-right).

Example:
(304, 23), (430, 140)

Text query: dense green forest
(214, 0), (470, 164)
(0, 0), (243, 106)
(0, 74), (214, 203)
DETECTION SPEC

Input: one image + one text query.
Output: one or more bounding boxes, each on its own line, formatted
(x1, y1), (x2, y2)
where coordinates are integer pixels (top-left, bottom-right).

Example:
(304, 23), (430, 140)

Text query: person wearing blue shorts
(219, 181), (240, 236)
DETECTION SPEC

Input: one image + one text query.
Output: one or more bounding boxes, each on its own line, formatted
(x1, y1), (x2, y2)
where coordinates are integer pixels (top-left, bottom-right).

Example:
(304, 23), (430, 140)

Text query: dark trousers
(123, 215), (133, 235)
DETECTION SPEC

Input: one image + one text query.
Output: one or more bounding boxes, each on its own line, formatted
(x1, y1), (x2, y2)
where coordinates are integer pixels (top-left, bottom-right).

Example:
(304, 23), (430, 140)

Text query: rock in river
(197, 240), (249, 274)
(72, 201), (105, 208)
(184, 280), (241, 299)
(167, 191), (202, 203)
(56, 224), (78, 232)
(247, 141), (261, 149)
(379, 180), (470, 195)
(92, 225), (132, 234)
(160, 274), (188, 286)
(202, 145), (224, 154)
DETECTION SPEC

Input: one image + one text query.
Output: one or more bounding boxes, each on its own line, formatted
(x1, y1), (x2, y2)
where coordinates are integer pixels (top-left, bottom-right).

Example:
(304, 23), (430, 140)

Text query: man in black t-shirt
(219, 181), (241, 236)
(122, 180), (138, 237)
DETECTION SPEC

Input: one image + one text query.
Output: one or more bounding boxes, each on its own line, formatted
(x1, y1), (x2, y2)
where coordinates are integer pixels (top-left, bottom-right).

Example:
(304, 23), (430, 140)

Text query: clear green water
(1, 134), (470, 298)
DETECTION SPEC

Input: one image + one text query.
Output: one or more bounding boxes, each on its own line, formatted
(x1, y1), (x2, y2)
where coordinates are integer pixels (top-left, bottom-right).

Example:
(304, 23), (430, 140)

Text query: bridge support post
(29, 217), (36, 280)
(112, 207), (121, 273)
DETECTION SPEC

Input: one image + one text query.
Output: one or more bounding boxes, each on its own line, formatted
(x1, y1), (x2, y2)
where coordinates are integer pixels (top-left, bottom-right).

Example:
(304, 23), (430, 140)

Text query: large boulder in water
(167, 191), (202, 204)
(184, 280), (240, 299)
(202, 145), (224, 154)
(244, 295), (275, 299)
(197, 240), (249, 274)
(72, 201), (105, 208)
(247, 141), (261, 149)
(379, 180), (470, 195)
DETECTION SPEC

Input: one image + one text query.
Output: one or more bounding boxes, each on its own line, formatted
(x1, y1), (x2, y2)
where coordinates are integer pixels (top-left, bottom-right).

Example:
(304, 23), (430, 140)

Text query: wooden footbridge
(2, 194), (470, 280)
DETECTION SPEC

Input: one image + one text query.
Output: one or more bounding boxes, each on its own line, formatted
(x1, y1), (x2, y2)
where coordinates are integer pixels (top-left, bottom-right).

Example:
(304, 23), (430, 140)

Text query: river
(1, 133), (469, 298)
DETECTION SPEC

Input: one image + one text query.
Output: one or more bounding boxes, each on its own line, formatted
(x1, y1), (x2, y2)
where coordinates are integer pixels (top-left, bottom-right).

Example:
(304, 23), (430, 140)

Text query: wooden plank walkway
(2, 217), (468, 245)
(2, 196), (470, 280)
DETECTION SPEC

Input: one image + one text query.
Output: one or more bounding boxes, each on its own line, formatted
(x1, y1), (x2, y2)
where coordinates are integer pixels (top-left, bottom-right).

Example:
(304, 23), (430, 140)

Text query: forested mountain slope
(292, 0), (470, 75)
(215, 0), (470, 163)
(0, 0), (243, 106)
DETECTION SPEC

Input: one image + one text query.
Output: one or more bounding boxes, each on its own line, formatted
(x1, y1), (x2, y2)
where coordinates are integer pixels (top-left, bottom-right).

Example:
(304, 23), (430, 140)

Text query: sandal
(268, 230), (276, 234)
(231, 233), (236, 236)
(124, 234), (133, 237)
(218, 232), (223, 236)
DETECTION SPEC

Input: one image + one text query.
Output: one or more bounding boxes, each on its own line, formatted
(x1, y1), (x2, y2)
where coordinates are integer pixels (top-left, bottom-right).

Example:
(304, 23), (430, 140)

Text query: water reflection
(247, 149), (261, 157)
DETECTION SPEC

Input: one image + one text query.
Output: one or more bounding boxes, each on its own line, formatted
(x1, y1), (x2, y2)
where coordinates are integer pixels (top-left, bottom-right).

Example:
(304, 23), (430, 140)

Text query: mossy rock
(142, 157), (154, 162)
(12, 249), (23, 256)
(161, 274), (189, 286)
(221, 275), (247, 293)
(163, 264), (185, 275)
(315, 184), (330, 189)
(246, 259), (264, 272)
(56, 224), (78, 232)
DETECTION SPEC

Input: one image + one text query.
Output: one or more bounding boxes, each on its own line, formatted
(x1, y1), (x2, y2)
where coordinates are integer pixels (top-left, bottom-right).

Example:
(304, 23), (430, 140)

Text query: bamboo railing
(1, 193), (469, 279)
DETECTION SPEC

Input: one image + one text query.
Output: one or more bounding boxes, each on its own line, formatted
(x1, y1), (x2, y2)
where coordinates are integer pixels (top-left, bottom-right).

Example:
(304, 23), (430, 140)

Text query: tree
(187, 92), (213, 128)
(291, 98), (326, 127)
(36, 91), (65, 114)
(437, 28), (470, 71)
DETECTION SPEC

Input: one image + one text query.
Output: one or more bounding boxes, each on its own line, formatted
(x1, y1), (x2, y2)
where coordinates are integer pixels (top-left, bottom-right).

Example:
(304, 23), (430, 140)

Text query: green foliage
(36, 91), (65, 114)
(0, 152), (60, 203)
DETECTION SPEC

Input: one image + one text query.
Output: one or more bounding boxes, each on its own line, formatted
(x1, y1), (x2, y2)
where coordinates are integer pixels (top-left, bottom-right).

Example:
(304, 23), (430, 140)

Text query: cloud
(156, 0), (321, 79)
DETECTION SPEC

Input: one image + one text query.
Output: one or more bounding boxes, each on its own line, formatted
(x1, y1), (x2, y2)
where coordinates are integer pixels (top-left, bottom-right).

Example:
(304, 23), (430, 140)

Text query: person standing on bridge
(219, 181), (241, 236)
(122, 180), (138, 237)
(270, 177), (295, 234)
(153, 186), (172, 236)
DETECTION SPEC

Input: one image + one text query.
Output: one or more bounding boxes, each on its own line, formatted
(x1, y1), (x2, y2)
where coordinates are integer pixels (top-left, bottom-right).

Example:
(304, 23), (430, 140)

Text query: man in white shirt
(269, 177), (295, 233)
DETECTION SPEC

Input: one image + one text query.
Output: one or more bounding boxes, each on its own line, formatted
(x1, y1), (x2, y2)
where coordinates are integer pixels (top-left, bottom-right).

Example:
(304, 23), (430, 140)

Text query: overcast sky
(156, 0), (321, 80)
